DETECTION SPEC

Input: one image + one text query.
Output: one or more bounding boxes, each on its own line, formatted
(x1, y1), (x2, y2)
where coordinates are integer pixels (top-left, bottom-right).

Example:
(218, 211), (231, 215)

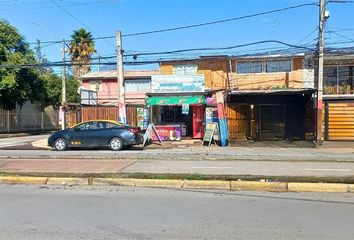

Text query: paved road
(0, 135), (47, 148)
(0, 185), (353, 240)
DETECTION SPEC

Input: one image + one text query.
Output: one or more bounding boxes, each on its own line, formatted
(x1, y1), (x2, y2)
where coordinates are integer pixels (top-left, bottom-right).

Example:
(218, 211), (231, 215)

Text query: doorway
(192, 106), (205, 139)
(260, 105), (285, 140)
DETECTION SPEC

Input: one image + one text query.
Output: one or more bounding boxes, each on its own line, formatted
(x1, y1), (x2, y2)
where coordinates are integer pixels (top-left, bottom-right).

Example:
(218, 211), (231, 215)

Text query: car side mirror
(73, 127), (80, 132)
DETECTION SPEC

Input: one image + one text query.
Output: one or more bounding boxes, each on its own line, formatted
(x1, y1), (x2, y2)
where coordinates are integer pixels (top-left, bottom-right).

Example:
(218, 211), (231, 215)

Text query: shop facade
(80, 70), (158, 127)
(226, 89), (315, 141)
(321, 54), (354, 140)
(146, 74), (209, 140)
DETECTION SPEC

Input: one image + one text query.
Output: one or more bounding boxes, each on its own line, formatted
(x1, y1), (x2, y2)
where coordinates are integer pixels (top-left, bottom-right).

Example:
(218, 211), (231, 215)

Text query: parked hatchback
(48, 120), (143, 151)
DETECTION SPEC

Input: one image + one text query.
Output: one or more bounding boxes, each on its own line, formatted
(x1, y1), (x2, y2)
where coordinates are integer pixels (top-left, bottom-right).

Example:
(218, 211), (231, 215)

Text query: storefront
(226, 89), (316, 141)
(147, 93), (208, 140)
(146, 74), (208, 140)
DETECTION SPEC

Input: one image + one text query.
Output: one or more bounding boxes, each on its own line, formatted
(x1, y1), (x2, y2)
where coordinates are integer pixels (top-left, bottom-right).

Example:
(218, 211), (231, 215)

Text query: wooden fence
(65, 106), (119, 128)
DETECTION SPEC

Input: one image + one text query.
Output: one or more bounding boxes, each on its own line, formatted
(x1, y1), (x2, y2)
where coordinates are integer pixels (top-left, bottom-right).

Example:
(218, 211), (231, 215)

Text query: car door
(88, 121), (110, 147)
(67, 122), (93, 147)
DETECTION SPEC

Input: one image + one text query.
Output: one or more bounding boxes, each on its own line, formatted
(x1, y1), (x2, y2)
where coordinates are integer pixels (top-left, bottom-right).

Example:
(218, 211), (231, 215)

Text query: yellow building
(159, 54), (316, 141)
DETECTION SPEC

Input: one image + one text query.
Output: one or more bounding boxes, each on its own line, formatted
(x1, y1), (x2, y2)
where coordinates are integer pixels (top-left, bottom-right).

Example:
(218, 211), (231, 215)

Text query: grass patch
(1, 172), (354, 184)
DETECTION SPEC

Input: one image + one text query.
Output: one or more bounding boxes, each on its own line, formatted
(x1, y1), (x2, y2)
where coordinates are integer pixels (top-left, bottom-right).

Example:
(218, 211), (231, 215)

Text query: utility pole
(116, 31), (126, 123)
(98, 54), (101, 71)
(61, 39), (67, 130)
(316, 0), (325, 144)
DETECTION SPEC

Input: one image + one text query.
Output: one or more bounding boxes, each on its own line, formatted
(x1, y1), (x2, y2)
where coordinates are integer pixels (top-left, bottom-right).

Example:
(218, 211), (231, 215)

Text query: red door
(192, 106), (205, 139)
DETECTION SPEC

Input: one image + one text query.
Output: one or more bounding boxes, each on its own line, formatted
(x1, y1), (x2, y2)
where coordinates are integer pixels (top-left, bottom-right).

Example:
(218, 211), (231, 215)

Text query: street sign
(202, 122), (218, 146)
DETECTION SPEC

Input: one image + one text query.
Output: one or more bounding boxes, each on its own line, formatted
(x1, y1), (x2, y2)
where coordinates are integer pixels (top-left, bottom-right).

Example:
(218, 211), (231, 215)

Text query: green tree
(69, 28), (96, 78)
(41, 73), (80, 106)
(0, 20), (43, 108)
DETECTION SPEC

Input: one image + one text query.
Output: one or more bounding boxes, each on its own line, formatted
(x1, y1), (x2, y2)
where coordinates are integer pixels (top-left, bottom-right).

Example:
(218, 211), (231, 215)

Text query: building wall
(160, 59), (229, 90)
(160, 57), (308, 91)
(82, 79), (118, 104)
(81, 78), (148, 105)
(231, 57), (305, 90)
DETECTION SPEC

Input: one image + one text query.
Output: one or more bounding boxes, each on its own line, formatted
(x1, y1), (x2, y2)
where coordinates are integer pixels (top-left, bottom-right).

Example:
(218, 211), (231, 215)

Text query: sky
(1, 0), (354, 72)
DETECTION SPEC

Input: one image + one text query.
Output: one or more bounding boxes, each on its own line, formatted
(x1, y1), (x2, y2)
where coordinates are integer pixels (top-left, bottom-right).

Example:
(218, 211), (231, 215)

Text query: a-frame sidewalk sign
(142, 123), (163, 147)
(202, 122), (218, 147)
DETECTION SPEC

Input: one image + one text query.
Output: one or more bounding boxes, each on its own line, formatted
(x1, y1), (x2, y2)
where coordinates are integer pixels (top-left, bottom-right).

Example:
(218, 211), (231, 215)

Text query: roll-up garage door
(326, 102), (354, 141)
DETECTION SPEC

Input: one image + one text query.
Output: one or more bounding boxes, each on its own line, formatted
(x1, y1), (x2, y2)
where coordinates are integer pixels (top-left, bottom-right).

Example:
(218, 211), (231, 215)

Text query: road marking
(305, 168), (352, 172)
(192, 167), (234, 169)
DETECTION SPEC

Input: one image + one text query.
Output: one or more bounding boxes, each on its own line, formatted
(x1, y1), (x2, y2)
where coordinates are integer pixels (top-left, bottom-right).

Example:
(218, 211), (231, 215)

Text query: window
(236, 61), (262, 74)
(75, 121), (98, 131)
(324, 66), (354, 94)
(89, 80), (102, 91)
(265, 60), (292, 73)
(124, 79), (150, 93)
(174, 64), (198, 75)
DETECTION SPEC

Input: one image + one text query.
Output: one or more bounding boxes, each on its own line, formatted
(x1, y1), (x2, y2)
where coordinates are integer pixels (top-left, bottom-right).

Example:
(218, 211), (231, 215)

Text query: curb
(1, 176), (354, 193)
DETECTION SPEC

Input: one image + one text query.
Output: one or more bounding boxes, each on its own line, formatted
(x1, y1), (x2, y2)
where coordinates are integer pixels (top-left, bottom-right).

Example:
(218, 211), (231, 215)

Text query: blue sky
(1, 0), (354, 71)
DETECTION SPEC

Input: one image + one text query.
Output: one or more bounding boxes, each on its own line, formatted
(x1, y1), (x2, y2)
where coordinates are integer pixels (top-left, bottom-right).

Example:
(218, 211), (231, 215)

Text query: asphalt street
(0, 185), (353, 240)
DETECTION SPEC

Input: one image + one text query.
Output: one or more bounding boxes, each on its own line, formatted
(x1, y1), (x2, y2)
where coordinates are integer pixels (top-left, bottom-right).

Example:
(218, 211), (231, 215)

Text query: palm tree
(69, 28), (96, 78)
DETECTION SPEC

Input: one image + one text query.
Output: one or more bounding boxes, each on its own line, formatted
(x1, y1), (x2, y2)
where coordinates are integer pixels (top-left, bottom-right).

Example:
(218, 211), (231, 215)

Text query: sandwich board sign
(202, 122), (218, 146)
(142, 124), (163, 147)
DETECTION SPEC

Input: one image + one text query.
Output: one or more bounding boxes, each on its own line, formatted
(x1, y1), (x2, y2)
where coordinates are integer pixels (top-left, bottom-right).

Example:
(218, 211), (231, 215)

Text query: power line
(327, 31), (354, 42)
(328, 0), (354, 3)
(26, 2), (317, 45)
(49, 0), (116, 48)
(123, 40), (315, 57)
(0, 0), (119, 11)
(122, 3), (318, 37)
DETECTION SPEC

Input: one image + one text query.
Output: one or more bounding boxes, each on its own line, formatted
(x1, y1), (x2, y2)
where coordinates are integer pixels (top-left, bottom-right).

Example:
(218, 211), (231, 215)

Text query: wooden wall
(65, 106), (119, 128)
(231, 58), (304, 90)
(159, 59), (229, 90)
(159, 57), (306, 91)
(225, 104), (249, 140)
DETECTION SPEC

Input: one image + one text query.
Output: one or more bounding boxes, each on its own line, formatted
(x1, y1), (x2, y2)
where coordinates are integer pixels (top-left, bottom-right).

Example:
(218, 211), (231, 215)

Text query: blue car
(48, 120), (143, 151)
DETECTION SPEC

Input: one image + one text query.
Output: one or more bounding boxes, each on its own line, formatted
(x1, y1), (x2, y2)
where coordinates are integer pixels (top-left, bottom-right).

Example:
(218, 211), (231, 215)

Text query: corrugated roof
(80, 70), (159, 79)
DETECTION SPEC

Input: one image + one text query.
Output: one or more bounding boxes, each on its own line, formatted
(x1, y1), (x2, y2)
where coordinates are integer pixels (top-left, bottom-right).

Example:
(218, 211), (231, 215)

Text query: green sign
(202, 123), (218, 146)
(147, 95), (206, 106)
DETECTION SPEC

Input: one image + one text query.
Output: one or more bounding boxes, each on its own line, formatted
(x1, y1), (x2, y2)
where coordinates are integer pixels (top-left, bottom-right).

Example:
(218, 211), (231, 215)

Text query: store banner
(151, 75), (205, 93)
(146, 95), (206, 106)
(182, 104), (189, 114)
(152, 126), (182, 141)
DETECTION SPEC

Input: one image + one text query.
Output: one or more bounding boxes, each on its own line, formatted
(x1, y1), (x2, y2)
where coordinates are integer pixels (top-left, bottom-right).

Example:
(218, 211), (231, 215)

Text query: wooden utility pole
(61, 39), (67, 130)
(61, 40), (67, 105)
(116, 31), (126, 123)
(316, 0), (325, 144)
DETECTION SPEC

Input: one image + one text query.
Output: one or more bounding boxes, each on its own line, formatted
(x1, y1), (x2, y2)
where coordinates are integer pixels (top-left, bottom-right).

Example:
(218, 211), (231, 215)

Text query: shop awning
(146, 95), (206, 106)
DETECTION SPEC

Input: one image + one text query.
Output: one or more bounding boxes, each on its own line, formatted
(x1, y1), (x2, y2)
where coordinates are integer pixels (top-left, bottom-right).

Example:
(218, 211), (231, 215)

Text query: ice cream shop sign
(151, 75), (205, 93)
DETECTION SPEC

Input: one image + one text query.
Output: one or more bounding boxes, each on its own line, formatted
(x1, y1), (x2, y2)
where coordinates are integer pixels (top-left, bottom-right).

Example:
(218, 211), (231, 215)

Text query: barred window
(265, 60), (292, 73)
(236, 61), (262, 74)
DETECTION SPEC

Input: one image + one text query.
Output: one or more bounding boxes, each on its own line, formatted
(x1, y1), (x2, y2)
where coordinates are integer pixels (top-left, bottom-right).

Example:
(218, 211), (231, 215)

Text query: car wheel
(109, 137), (123, 151)
(54, 138), (68, 151)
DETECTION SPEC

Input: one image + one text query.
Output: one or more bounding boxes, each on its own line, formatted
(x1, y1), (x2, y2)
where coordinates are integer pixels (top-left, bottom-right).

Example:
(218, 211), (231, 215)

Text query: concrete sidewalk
(0, 136), (353, 182)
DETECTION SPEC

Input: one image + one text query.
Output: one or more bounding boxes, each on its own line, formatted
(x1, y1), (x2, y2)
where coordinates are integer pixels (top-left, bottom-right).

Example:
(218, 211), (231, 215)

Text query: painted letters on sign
(151, 75), (205, 93)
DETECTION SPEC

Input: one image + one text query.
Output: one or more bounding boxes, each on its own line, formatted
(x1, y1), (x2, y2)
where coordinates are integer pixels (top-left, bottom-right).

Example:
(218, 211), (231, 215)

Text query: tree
(0, 20), (43, 108)
(69, 28), (96, 78)
(41, 73), (80, 106)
